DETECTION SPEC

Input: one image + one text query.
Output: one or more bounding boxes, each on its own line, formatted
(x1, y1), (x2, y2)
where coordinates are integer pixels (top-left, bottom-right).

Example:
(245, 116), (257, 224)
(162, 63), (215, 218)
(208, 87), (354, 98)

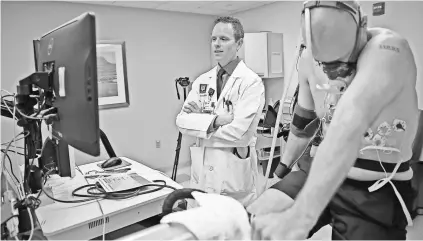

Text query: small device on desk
(96, 172), (152, 193)
(97, 157), (132, 171)
(101, 157), (122, 168)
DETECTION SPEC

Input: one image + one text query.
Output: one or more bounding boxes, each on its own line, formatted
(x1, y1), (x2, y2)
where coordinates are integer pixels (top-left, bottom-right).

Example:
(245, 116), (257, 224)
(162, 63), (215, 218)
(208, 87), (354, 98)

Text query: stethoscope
(220, 76), (238, 112)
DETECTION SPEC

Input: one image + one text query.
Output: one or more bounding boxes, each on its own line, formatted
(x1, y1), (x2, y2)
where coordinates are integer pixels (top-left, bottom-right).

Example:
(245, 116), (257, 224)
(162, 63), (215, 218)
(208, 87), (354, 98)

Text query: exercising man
(249, 1), (420, 239)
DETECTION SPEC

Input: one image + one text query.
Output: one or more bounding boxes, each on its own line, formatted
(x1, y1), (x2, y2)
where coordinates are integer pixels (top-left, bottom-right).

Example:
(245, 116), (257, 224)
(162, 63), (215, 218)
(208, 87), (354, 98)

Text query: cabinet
(211, 32), (284, 79)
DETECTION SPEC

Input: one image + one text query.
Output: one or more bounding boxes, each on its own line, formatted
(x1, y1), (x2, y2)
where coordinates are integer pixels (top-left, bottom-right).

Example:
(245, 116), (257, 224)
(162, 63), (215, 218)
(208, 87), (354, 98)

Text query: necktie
(216, 68), (226, 100)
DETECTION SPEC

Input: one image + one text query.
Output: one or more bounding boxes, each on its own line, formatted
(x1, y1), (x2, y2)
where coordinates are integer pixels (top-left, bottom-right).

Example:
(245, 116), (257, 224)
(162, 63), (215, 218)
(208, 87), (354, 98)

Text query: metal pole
(172, 78), (190, 181)
(261, 35), (305, 194)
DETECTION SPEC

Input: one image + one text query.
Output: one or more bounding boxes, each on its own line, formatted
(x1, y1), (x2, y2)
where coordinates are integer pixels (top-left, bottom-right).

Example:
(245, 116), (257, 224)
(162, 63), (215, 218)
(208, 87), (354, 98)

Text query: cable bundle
(40, 169), (176, 204)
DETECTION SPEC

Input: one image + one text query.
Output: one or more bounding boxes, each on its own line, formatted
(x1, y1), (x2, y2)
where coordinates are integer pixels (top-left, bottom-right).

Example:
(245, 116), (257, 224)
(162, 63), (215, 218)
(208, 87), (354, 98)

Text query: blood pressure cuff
(290, 104), (320, 138)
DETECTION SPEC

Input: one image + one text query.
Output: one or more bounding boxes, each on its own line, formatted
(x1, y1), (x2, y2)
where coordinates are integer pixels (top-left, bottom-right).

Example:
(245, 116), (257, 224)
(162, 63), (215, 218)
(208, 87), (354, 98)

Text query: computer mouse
(101, 157), (122, 168)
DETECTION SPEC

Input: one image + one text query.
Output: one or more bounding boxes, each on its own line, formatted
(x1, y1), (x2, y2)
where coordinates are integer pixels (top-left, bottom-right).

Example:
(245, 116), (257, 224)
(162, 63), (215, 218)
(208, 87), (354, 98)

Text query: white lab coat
(176, 60), (265, 206)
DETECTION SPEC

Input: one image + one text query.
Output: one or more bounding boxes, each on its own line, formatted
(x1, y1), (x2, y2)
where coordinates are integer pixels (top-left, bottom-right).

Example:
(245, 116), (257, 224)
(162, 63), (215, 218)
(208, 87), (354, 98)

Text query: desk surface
(35, 157), (182, 239)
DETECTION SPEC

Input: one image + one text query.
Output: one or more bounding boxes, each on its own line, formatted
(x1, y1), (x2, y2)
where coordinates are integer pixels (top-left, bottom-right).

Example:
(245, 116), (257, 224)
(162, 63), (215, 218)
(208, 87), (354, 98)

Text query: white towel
(160, 191), (251, 240)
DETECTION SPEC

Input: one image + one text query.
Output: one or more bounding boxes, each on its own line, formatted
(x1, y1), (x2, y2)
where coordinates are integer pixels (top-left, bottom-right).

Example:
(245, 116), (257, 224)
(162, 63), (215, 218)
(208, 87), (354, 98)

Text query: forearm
(206, 116), (219, 134)
(292, 121), (362, 224)
(212, 104), (264, 142)
(210, 79), (264, 142)
(282, 103), (319, 167)
(211, 120), (253, 142)
(176, 113), (216, 138)
(281, 133), (312, 167)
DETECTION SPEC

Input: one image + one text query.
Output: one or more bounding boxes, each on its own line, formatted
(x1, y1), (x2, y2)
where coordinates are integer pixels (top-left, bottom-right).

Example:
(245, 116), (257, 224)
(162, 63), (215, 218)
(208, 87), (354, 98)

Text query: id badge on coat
(199, 84), (216, 114)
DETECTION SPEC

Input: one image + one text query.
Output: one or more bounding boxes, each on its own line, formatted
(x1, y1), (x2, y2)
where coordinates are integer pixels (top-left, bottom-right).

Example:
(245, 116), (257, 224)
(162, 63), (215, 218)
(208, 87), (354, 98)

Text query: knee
(270, 181), (297, 200)
(270, 171), (305, 199)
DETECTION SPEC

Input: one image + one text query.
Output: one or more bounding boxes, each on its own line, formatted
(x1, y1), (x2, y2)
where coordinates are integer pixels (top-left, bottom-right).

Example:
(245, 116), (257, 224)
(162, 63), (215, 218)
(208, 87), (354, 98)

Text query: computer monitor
(15, 12), (100, 180)
(35, 12), (100, 156)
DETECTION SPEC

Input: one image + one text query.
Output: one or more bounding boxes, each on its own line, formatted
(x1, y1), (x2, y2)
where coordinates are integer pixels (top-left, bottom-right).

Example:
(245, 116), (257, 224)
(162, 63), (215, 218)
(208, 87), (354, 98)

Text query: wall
(234, 1), (304, 105)
(1, 1), (215, 173)
(235, 1), (423, 160)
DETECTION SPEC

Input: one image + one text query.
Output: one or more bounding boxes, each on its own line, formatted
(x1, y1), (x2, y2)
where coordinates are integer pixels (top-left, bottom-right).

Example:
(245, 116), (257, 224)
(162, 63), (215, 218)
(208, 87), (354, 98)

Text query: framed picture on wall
(96, 40), (130, 109)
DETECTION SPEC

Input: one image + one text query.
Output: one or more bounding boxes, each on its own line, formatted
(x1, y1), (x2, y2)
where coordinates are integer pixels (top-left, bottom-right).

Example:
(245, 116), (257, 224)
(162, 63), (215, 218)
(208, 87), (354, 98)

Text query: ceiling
(72, 1), (277, 16)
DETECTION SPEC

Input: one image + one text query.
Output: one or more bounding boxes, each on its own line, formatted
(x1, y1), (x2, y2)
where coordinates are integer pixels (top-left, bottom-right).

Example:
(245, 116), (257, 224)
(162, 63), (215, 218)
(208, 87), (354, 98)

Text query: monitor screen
(35, 12), (100, 157)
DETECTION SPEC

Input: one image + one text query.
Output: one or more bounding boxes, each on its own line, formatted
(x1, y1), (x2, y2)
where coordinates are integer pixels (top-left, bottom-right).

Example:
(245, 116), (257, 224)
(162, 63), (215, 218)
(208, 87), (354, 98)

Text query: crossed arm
(176, 77), (265, 144)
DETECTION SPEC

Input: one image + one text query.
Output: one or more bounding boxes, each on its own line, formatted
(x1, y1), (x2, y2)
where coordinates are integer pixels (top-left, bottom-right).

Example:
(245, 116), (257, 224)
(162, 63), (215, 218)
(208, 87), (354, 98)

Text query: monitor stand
(34, 128), (116, 192)
(40, 128), (116, 175)
(100, 129), (117, 158)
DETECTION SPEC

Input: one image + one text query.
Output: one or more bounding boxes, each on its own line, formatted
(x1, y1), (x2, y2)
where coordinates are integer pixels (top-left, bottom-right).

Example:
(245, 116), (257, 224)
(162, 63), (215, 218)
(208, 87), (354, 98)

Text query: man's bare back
(300, 27), (419, 181)
(250, 2), (420, 239)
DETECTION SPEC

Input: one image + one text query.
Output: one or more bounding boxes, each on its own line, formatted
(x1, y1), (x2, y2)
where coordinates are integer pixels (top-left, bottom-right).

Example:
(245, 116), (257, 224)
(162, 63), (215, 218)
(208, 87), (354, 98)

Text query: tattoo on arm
(380, 44), (400, 53)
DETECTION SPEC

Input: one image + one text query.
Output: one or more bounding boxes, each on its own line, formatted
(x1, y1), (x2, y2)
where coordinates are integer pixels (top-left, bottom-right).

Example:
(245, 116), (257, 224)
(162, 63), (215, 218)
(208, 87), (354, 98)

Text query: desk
(35, 157), (182, 240)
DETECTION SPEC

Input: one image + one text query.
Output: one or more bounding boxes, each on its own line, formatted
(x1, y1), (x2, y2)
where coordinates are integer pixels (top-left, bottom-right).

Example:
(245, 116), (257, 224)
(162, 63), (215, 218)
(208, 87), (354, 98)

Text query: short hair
(213, 16), (244, 42)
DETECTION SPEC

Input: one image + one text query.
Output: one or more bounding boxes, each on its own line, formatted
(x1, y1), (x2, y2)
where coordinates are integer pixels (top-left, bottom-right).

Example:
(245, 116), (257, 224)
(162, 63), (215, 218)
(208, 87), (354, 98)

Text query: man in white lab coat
(176, 16), (265, 206)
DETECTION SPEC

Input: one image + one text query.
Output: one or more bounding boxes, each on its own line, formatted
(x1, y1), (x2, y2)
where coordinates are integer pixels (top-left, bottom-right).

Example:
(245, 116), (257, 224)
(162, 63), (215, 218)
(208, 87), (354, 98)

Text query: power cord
(76, 167), (106, 241)
(97, 199), (106, 241)
(72, 180), (175, 200)
(1, 150), (20, 184)
(1, 216), (19, 226)
(2, 196), (38, 241)
(40, 169), (100, 203)
(13, 196), (41, 210)
(41, 169), (177, 203)
(1, 149), (25, 156)
(2, 92), (37, 240)
(9, 193), (40, 241)
(1, 131), (29, 200)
